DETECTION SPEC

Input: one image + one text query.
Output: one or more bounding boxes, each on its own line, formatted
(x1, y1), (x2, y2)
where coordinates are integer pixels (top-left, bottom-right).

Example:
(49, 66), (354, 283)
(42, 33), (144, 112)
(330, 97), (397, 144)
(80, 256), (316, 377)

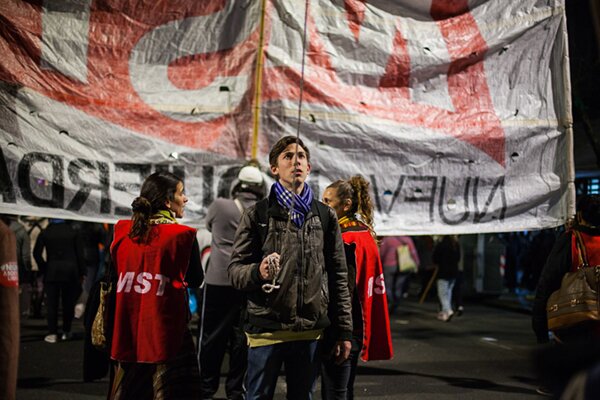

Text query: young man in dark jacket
(228, 136), (353, 400)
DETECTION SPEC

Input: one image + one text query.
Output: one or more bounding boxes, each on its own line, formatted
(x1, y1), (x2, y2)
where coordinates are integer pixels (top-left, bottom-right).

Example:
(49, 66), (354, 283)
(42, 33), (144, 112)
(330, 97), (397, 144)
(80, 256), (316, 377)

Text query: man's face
(270, 143), (311, 192)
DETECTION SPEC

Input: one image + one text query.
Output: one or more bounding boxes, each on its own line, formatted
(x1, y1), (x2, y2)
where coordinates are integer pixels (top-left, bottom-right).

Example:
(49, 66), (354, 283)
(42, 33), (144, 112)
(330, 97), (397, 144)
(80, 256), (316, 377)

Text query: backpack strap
(315, 201), (331, 235)
(233, 198), (245, 215)
(255, 198), (270, 246)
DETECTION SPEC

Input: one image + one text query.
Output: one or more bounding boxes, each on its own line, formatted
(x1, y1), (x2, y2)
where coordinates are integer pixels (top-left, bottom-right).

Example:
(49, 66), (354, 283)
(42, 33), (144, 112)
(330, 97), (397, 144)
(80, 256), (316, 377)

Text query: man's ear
(165, 200), (171, 210)
(270, 164), (279, 177)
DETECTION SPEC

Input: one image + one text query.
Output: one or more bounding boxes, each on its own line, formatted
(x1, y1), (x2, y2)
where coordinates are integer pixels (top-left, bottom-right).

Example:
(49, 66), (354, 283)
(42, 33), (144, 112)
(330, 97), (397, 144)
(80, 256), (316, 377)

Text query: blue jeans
(246, 340), (321, 400)
(437, 279), (456, 313)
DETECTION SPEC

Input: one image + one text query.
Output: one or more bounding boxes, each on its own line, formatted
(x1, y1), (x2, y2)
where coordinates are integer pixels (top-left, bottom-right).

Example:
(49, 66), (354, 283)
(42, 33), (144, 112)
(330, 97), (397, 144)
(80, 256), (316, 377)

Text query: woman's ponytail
(130, 196), (152, 242)
(348, 175), (376, 238)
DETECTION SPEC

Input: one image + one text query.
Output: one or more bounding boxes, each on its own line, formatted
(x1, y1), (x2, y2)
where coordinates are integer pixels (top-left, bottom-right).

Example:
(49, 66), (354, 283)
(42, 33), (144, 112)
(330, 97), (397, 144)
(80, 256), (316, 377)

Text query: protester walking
(199, 163), (266, 400)
(108, 171), (204, 399)
(380, 235), (420, 314)
(433, 235), (461, 322)
(228, 136), (353, 400)
(321, 176), (393, 400)
(33, 219), (85, 343)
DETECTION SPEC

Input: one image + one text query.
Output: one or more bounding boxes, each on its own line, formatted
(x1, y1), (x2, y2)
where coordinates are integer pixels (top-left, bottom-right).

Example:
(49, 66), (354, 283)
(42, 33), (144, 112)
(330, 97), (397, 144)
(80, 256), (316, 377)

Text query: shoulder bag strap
(233, 198), (245, 215)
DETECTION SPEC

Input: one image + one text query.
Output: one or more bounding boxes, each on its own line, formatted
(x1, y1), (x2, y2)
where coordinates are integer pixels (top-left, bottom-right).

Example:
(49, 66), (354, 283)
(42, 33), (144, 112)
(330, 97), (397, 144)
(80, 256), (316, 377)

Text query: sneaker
(437, 311), (454, 322)
(61, 332), (73, 341)
(44, 334), (58, 344)
(456, 306), (464, 316)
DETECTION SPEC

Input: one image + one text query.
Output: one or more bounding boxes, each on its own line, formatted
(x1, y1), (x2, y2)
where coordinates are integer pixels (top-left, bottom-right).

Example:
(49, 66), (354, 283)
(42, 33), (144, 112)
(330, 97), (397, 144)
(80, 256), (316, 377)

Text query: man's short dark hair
(577, 195), (600, 226)
(268, 136), (311, 167)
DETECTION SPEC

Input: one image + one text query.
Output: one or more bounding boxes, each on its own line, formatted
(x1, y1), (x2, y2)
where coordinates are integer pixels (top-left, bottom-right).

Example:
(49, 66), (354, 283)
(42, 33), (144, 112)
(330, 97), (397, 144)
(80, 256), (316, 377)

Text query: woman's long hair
(327, 175), (376, 238)
(130, 171), (182, 242)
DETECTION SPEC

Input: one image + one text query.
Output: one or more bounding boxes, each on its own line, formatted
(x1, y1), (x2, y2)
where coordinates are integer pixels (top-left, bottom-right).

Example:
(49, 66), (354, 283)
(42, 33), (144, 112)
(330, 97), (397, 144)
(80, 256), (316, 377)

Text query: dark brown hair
(327, 175), (376, 237)
(130, 171), (182, 242)
(268, 136), (311, 167)
(577, 195), (600, 227)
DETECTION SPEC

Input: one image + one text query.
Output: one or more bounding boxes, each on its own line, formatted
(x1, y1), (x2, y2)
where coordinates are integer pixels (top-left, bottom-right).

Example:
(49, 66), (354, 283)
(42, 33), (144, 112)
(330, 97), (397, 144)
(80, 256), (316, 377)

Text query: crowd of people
(1, 136), (599, 399)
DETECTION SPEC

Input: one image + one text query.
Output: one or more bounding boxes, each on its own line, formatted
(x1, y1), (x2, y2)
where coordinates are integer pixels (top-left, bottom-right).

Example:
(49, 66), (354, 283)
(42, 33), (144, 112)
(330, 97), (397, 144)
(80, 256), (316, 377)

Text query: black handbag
(546, 231), (600, 331)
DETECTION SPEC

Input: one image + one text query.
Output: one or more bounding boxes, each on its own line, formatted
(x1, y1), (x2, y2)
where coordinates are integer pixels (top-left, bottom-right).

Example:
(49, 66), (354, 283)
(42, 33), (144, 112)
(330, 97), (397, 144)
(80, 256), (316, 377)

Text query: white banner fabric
(0, 0), (573, 234)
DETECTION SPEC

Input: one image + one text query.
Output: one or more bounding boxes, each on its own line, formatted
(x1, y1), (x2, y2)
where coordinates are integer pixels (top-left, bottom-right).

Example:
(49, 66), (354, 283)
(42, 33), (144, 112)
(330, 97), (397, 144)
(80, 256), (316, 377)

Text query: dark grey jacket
(228, 191), (353, 340)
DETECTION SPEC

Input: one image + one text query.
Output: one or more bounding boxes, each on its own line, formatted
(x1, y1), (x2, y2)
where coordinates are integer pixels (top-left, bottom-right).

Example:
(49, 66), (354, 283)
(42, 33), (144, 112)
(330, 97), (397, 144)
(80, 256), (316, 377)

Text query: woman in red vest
(109, 171), (203, 399)
(321, 175), (393, 400)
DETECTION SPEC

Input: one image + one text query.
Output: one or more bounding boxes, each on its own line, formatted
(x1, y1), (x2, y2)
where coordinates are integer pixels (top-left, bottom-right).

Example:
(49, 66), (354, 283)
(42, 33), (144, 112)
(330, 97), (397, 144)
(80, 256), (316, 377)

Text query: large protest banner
(0, 0), (574, 234)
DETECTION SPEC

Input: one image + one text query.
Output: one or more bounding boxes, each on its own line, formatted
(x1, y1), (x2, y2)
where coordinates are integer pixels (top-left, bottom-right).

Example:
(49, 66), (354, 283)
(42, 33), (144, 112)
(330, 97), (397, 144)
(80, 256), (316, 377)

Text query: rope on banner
(261, 0), (312, 293)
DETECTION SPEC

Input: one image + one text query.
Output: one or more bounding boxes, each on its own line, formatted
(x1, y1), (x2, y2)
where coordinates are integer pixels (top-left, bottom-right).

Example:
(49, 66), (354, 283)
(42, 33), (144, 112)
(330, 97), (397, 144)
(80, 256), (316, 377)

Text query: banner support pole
(251, 0), (269, 160)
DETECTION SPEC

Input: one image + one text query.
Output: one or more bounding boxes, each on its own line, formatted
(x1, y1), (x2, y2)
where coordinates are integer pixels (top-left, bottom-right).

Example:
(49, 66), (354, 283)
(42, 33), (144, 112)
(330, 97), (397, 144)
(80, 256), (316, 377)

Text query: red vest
(110, 220), (196, 363)
(570, 231), (600, 271)
(341, 223), (393, 361)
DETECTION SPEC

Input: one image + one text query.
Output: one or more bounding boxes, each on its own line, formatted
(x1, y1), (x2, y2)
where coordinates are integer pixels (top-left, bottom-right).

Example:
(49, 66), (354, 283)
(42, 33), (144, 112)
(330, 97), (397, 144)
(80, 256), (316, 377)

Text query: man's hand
(259, 252), (280, 280)
(332, 340), (352, 365)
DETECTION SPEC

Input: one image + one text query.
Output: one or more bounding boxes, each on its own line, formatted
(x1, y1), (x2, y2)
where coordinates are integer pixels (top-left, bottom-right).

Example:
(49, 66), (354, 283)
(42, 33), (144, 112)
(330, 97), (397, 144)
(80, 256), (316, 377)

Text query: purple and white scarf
(273, 181), (313, 227)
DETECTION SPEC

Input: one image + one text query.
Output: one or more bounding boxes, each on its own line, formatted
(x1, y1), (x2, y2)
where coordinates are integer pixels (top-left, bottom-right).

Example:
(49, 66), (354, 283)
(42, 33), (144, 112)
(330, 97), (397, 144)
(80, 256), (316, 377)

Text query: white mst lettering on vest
(117, 272), (171, 296)
(367, 273), (386, 297)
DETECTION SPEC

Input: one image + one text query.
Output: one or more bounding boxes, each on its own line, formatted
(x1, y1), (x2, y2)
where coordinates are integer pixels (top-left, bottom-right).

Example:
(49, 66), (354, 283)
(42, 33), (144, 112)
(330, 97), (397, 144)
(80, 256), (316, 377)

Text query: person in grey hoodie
(199, 163), (266, 400)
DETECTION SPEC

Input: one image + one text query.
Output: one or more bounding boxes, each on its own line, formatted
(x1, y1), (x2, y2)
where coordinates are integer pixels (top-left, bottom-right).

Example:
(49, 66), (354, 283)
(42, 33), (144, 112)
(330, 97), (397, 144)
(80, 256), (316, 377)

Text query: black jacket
(33, 222), (84, 283)
(228, 190), (353, 340)
(433, 237), (461, 280)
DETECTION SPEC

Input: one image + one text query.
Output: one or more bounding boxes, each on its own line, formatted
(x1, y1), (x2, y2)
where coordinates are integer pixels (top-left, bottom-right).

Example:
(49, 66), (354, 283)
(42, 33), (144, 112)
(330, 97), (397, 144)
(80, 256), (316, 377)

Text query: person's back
(108, 171), (203, 400)
(200, 165), (265, 400)
(321, 176), (393, 400)
(205, 188), (263, 286)
(33, 220), (84, 342)
(111, 220), (197, 362)
(433, 235), (460, 280)
(35, 221), (83, 282)
(380, 235), (419, 312)
(433, 235), (461, 322)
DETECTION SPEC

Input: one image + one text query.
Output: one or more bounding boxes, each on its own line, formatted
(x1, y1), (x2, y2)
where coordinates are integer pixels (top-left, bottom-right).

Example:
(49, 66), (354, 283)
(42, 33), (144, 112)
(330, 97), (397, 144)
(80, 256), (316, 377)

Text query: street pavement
(17, 296), (545, 399)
